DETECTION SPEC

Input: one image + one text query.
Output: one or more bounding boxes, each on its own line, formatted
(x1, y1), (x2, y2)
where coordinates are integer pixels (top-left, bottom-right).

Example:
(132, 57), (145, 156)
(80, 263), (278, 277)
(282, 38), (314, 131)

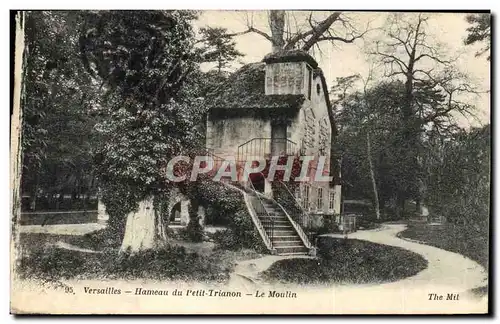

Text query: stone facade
(206, 53), (340, 217)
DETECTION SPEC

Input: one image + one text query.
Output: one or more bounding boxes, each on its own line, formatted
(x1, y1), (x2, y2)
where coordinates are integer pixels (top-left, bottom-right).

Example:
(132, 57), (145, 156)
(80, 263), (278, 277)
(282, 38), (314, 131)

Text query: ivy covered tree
(79, 11), (204, 253)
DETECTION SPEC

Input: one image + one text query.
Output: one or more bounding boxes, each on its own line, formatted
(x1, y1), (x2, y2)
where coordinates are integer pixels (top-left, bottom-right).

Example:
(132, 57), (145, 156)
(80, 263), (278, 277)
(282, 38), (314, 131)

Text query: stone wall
(207, 115), (272, 159)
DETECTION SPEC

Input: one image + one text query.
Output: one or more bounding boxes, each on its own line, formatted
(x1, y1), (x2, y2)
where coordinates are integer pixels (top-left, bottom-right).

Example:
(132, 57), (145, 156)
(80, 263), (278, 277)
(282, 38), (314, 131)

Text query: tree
(198, 26), (244, 74)
(370, 13), (477, 217)
(464, 13), (491, 60)
(334, 79), (406, 219)
(425, 124), (490, 229)
(22, 11), (99, 211)
(228, 11), (370, 53)
(80, 10), (204, 253)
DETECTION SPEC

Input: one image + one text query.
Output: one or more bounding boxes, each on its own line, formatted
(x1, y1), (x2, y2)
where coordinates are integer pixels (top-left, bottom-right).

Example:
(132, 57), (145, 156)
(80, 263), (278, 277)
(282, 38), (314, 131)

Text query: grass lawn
(262, 237), (428, 285)
(16, 230), (261, 283)
(398, 223), (488, 269)
(398, 222), (489, 298)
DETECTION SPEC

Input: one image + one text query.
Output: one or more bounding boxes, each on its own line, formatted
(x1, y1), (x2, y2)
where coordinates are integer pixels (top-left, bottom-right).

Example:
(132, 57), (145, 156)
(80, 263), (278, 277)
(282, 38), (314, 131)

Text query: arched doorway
(169, 201), (181, 225)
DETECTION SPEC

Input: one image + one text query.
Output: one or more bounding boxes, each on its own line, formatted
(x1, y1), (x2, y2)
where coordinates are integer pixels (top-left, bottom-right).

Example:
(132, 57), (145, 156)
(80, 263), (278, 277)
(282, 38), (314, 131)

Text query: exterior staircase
(205, 150), (312, 256)
(245, 189), (310, 255)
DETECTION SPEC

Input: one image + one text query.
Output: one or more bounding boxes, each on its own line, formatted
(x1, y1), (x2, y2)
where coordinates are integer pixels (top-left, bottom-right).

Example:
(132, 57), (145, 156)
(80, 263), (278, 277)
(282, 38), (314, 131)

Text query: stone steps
(244, 190), (309, 256)
(272, 240), (304, 247)
(274, 246), (309, 254)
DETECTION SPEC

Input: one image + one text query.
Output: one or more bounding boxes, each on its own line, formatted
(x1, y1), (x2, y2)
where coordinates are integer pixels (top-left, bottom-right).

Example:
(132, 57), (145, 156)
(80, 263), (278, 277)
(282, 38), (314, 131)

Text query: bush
(316, 215), (340, 235)
(18, 244), (233, 282)
(185, 177), (266, 251)
(211, 229), (239, 250)
(212, 210), (267, 252)
(183, 202), (204, 242)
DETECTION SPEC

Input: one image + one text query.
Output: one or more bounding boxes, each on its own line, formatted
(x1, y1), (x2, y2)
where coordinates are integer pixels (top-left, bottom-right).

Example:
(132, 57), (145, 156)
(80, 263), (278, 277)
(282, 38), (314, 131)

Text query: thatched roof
(263, 49), (318, 69)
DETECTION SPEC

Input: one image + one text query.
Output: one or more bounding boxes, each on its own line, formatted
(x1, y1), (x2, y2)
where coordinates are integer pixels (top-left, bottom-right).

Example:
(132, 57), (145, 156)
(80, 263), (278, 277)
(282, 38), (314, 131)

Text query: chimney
(263, 50), (318, 99)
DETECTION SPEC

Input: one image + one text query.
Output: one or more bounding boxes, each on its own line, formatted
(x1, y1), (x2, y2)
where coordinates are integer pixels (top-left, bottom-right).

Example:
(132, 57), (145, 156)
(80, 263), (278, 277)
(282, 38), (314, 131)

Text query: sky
(195, 11), (490, 128)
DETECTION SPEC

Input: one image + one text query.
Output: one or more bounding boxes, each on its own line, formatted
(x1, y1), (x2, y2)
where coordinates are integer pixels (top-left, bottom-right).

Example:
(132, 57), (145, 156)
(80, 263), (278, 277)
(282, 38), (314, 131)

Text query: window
(294, 186), (301, 200)
(329, 190), (335, 210)
(317, 187), (323, 210)
(302, 185), (310, 210)
(316, 83), (321, 95)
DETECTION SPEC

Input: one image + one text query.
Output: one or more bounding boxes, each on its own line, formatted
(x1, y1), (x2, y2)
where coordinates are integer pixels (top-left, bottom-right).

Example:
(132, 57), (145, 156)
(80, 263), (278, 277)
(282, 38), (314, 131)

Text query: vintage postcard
(10, 10), (490, 315)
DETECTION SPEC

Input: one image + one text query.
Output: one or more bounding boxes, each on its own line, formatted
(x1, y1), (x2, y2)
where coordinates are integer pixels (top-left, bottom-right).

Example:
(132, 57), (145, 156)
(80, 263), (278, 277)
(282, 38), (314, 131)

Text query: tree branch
(225, 27), (273, 42)
(288, 12), (342, 51)
(316, 29), (368, 44)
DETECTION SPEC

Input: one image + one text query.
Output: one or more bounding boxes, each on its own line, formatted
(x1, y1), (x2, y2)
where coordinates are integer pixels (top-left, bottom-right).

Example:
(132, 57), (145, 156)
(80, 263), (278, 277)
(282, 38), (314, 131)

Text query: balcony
(237, 138), (297, 163)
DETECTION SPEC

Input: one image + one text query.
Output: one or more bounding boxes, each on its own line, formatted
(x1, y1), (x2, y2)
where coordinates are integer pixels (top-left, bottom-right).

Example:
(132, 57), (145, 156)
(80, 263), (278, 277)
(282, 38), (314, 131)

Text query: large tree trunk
(120, 195), (168, 254)
(269, 10), (285, 52)
(366, 132), (380, 220)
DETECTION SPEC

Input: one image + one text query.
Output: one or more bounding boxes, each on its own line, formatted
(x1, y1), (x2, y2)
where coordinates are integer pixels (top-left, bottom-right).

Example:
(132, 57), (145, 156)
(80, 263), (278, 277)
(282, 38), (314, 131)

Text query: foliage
(316, 215), (340, 235)
(182, 202), (204, 242)
(78, 11), (205, 233)
(365, 13), (479, 217)
(22, 11), (100, 206)
(198, 26), (244, 73)
(335, 80), (409, 215)
(19, 245), (231, 282)
(335, 33), (483, 218)
(424, 124), (490, 229)
(185, 177), (265, 251)
(262, 238), (427, 284)
(464, 13), (491, 60)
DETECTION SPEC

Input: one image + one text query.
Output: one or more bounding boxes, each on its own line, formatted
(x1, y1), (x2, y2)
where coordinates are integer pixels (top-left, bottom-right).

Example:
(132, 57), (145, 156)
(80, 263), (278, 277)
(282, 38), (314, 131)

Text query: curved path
(323, 224), (487, 291)
(230, 224), (487, 293)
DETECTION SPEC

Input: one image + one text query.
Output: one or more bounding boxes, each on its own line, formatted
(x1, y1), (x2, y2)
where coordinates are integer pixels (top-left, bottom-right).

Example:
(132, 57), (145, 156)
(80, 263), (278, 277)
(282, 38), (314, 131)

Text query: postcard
(10, 10), (490, 314)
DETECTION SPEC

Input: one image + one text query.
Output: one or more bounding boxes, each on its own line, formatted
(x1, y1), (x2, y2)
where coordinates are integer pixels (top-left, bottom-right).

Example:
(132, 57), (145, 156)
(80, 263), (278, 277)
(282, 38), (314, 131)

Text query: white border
(2, 2), (496, 323)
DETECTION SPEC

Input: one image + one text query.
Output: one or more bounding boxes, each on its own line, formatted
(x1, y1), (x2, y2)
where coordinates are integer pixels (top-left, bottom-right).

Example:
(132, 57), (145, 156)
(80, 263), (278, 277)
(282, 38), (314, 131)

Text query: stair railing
(237, 138), (297, 164)
(204, 149), (275, 251)
(274, 180), (315, 247)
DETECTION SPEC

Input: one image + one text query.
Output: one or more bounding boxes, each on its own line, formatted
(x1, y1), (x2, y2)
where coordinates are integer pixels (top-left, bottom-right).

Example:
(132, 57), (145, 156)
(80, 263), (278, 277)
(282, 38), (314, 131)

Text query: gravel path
(18, 223), (106, 235)
(322, 224), (487, 291)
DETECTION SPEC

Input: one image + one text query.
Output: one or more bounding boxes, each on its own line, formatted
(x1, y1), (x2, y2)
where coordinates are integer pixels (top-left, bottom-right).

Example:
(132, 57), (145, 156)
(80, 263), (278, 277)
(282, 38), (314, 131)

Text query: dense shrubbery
(210, 210), (266, 252)
(186, 177), (265, 251)
(316, 216), (340, 235)
(18, 244), (231, 282)
(182, 202), (204, 242)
